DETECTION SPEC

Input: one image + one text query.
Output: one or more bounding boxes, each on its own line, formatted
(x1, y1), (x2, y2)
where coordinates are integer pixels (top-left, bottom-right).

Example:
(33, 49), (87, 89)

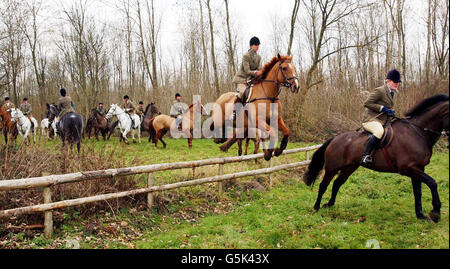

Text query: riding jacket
(232, 49), (262, 85)
(56, 96), (75, 119)
(363, 86), (395, 125)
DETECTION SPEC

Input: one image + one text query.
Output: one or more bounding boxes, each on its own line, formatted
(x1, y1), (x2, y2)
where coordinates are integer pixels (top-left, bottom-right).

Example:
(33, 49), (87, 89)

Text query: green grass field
(1, 135), (449, 249)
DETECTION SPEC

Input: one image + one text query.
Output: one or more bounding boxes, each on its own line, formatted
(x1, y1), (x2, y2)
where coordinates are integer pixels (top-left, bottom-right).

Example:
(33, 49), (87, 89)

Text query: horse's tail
(148, 118), (156, 141)
(303, 138), (334, 186)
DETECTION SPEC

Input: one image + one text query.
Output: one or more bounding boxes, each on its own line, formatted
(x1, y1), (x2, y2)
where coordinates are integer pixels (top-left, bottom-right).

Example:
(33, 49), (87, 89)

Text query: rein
(247, 60), (298, 104)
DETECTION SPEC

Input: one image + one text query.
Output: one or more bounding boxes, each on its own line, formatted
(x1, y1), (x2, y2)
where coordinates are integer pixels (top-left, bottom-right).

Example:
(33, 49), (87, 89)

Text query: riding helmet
(139, 101), (144, 105)
(23, 97), (28, 101)
(386, 69), (402, 83)
(250, 36), (261, 46)
(123, 95), (129, 100)
(4, 97), (10, 101)
(60, 88), (67, 96)
(175, 93), (181, 98)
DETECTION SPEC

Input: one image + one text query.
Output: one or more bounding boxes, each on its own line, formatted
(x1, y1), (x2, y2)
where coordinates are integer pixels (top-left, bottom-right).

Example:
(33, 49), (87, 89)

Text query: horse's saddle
(238, 85), (254, 106)
(360, 124), (394, 148)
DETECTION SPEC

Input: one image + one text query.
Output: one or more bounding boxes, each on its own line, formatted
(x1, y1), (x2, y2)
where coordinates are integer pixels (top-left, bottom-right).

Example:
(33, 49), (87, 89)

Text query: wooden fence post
(147, 173), (154, 209)
(306, 150), (310, 161)
(43, 187), (53, 238)
(218, 163), (224, 194)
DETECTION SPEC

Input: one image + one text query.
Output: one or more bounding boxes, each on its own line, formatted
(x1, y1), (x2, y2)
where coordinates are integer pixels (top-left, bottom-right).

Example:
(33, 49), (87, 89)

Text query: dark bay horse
(142, 102), (161, 142)
(85, 109), (110, 141)
(0, 106), (18, 145)
(46, 104), (84, 153)
(213, 54), (299, 161)
(304, 94), (449, 223)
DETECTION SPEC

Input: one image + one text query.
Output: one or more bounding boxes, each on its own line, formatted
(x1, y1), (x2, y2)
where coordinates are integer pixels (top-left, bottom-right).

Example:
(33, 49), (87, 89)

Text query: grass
(0, 134), (448, 249)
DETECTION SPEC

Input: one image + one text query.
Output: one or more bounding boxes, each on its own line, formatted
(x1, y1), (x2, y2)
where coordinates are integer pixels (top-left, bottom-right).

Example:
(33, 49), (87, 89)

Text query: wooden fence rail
(0, 144), (321, 238)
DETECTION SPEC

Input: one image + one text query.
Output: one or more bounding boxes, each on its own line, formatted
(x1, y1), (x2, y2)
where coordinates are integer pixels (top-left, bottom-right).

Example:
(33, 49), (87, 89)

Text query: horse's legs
(244, 138), (250, 155)
(257, 119), (277, 161)
(313, 170), (338, 212)
(411, 178), (427, 220)
(187, 131), (193, 149)
(323, 166), (358, 208)
(237, 139), (243, 156)
(409, 169), (441, 222)
(274, 116), (290, 157)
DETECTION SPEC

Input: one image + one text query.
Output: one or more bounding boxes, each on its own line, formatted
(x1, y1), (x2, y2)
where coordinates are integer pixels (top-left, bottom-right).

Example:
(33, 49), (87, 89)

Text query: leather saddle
(360, 124), (394, 148)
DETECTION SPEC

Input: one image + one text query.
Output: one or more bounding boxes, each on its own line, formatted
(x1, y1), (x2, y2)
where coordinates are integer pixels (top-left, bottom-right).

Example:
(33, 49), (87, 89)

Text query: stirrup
(361, 155), (373, 165)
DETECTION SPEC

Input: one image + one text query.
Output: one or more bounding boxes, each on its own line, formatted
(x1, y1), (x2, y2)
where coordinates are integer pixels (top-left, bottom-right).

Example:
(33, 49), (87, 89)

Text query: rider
(361, 69), (401, 165)
(170, 93), (188, 130)
(55, 88), (75, 133)
(2, 97), (15, 113)
(137, 101), (145, 121)
(20, 97), (33, 126)
(122, 95), (136, 128)
(97, 102), (106, 117)
(231, 36), (263, 120)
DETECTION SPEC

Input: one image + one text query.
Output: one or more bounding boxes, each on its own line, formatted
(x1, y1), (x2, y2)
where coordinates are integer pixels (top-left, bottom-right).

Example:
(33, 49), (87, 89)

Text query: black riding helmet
(60, 88), (67, 96)
(250, 36), (260, 46)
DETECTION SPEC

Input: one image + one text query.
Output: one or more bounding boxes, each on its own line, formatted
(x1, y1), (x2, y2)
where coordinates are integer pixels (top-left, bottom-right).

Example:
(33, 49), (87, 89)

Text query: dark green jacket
(363, 85), (395, 125)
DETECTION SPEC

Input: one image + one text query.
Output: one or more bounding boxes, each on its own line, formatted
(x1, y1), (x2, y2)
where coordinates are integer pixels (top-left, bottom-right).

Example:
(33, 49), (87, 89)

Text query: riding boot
(361, 135), (381, 165)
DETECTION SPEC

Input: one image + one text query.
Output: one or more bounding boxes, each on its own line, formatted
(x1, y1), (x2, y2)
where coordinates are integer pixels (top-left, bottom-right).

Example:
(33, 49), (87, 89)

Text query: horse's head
(105, 104), (118, 120)
(9, 108), (21, 122)
(276, 54), (299, 93)
(46, 104), (59, 123)
(150, 103), (161, 115)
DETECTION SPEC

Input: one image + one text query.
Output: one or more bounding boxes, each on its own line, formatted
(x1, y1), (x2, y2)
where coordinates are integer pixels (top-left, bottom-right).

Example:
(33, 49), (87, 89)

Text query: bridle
(248, 60), (298, 103)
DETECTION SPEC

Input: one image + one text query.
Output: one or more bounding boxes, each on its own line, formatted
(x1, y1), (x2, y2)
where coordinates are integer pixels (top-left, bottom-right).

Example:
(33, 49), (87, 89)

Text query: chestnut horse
(149, 102), (206, 149)
(213, 54), (299, 161)
(0, 106), (18, 145)
(304, 94), (449, 223)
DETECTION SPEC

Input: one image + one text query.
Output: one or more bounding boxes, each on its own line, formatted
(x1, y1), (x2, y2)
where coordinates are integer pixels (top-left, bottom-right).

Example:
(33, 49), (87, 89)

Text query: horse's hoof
(322, 203), (334, 209)
(312, 209), (319, 215)
(219, 145), (228, 152)
(264, 152), (272, 161)
(274, 148), (283, 157)
(429, 211), (440, 223)
(133, 140), (137, 144)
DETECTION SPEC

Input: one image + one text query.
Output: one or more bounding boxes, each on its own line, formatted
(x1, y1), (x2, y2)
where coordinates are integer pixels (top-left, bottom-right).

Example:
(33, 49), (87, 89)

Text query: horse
(148, 102), (206, 149)
(237, 129), (261, 157)
(46, 104), (84, 153)
(0, 105), (18, 145)
(9, 108), (38, 144)
(105, 104), (141, 144)
(41, 118), (57, 139)
(142, 102), (161, 141)
(212, 54), (299, 161)
(303, 94), (449, 223)
(85, 109), (110, 141)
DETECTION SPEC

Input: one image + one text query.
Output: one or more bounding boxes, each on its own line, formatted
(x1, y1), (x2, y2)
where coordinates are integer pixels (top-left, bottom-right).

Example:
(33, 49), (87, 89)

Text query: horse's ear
(46, 103), (50, 109)
(277, 53), (282, 60)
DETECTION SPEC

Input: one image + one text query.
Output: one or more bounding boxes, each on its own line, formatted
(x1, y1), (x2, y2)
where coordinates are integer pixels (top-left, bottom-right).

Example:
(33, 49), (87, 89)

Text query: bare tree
(206, 0), (220, 96)
(287, 0), (300, 55)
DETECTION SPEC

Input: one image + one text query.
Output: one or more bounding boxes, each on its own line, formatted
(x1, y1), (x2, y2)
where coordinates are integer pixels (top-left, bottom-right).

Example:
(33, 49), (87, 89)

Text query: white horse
(9, 108), (38, 143)
(105, 104), (141, 144)
(41, 118), (57, 139)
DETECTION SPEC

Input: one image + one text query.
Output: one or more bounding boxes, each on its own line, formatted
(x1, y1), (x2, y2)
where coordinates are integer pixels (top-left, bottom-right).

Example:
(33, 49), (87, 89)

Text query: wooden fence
(0, 145), (321, 238)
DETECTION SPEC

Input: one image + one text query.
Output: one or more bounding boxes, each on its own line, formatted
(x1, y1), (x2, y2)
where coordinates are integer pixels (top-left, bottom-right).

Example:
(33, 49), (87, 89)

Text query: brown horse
(0, 106), (18, 145)
(213, 54), (299, 161)
(85, 109), (110, 141)
(304, 94), (449, 223)
(142, 102), (161, 142)
(149, 102), (205, 149)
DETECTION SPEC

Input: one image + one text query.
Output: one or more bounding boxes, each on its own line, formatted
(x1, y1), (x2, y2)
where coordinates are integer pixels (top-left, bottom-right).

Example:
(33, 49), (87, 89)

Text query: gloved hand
(381, 107), (396, 118)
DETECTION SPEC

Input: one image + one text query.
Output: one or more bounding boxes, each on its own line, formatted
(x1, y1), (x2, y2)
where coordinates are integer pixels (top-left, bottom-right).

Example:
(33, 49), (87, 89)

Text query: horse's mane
(259, 55), (293, 81)
(405, 94), (449, 118)
(144, 104), (151, 115)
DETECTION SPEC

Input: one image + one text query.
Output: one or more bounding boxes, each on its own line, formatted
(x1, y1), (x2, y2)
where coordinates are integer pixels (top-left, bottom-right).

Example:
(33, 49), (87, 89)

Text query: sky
(42, 0), (429, 65)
